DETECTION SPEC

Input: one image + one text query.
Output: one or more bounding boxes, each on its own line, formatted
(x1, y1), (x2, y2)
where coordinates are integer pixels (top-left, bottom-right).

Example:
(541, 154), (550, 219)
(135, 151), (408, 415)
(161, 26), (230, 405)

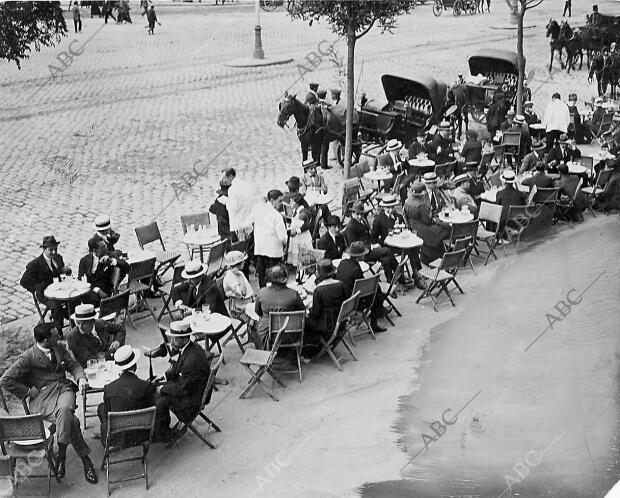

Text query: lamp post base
(253, 25), (265, 59)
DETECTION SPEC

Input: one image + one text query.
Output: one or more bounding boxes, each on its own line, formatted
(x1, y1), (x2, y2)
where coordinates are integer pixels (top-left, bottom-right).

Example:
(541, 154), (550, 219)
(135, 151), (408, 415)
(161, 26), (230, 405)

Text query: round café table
(385, 231), (424, 278)
(125, 249), (156, 263)
(332, 258), (370, 274)
(364, 170), (393, 191)
(190, 311), (232, 354)
(567, 162), (587, 175)
(182, 228), (221, 262)
(409, 157), (435, 179)
(304, 190), (332, 207)
(529, 123), (546, 140)
(437, 209), (475, 224)
(82, 362), (119, 427)
(44, 279), (92, 327)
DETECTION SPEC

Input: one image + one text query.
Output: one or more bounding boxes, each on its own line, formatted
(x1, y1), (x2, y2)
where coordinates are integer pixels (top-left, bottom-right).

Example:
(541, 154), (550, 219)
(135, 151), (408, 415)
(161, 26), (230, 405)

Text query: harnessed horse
(546, 19), (565, 71)
(589, 51), (619, 98)
(277, 93), (358, 169)
(559, 21), (585, 73)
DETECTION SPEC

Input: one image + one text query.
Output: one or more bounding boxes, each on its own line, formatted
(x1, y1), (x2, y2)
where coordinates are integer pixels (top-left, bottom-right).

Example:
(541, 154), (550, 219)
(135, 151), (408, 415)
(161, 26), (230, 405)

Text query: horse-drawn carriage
(358, 74), (448, 152)
(464, 49), (523, 123)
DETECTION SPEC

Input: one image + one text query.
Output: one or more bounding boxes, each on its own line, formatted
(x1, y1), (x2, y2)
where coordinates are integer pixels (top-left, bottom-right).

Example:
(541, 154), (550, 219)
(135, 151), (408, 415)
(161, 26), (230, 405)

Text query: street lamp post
(253, 0), (265, 59)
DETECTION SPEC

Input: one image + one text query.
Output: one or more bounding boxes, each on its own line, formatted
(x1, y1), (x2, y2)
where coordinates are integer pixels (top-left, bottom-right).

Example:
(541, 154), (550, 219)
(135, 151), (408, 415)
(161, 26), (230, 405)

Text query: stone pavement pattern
(0, 1), (599, 324)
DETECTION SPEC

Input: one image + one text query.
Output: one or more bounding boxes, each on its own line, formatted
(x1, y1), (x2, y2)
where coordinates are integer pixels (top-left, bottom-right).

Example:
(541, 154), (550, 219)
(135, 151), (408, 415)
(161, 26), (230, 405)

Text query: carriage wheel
(433, 0), (443, 16)
(467, 1), (477, 14)
(470, 109), (486, 124)
(260, 0), (279, 12)
(453, 0), (463, 15)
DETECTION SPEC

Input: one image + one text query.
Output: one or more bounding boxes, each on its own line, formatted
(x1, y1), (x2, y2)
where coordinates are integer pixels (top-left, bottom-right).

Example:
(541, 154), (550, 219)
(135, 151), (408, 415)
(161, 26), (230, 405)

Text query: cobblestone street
(0, 2), (600, 322)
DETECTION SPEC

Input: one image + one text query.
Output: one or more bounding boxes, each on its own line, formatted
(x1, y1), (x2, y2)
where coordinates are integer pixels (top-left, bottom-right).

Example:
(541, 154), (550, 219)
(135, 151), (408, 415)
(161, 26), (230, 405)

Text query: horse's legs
(301, 140), (309, 162)
(549, 47), (554, 72)
(311, 137), (321, 165)
(320, 141), (329, 169)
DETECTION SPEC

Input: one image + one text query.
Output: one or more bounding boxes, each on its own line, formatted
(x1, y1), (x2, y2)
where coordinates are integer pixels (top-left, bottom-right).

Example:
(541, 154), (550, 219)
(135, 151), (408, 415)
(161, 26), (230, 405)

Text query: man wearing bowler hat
(317, 215), (347, 260)
(66, 304), (126, 368)
(97, 345), (155, 448)
(152, 320), (211, 442)
(335, 242), (387, 333)
(344, 200), (398, 282)
(0, 322), (98, 484)
(172, 260), (228, 317)
(20, 235), (72, 334)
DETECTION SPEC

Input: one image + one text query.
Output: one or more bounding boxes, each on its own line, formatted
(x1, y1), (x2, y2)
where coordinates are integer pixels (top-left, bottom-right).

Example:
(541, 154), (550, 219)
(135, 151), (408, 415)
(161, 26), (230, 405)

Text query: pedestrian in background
(563, 0), (571, 17)
(146, 5), (161, 35)
(72, 1), (82, 33)
(103, 0), (116, 24)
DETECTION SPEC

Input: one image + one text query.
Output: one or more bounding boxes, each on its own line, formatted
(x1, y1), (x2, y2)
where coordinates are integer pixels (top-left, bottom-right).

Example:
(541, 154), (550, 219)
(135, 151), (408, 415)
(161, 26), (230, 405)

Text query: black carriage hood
(468, 49), (524, 76)
(381, 74), (447, 115)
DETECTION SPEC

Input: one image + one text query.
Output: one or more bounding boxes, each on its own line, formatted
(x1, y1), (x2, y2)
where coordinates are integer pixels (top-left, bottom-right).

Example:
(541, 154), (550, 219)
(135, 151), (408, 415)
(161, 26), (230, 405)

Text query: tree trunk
(344, 18), (356, 180)
(516, 5), (525, 115)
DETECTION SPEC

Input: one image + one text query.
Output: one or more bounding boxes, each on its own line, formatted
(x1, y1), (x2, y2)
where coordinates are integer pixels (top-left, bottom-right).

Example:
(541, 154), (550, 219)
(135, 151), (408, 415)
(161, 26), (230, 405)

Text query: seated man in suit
(462, 162), (485, 200)
(152, 321), (211, 442)
(335, 242), (387, 333)
(377, 139), (406, 192)
(519, 141), (546, 175)
(172, 260), (228, 317)
(408, 129), (428, 160)
(547, 134), (581, 173)
(496, 170), (525, 230)
(97, 345), (155, 448)
(344, 200), (398, 282)
(317, 215), (347, 260)
(20, 235), (72, 334)
(371, 195), (424, 288)
(554, 163), (587, 221)
(522, 162), (554, 190)
(500, 109), (516, 132)
(523, 101), (540, 125)
(0, 323), (97, 484)
(78, 237), (128, 304)
(404, 181), (451, 265)
(66, 304), (126, 368)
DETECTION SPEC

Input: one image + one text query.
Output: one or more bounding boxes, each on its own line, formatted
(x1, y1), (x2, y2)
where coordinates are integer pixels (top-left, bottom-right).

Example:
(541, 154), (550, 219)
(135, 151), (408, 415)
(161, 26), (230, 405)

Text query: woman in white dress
(287, 193), (314, 267)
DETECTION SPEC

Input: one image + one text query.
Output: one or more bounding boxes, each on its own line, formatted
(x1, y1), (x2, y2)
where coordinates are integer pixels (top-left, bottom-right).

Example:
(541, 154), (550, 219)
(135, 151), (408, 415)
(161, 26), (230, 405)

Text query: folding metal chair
(100, 407), (156, 496)
(134, 222), (181, 282)
(489, 145), (504, 173)
(416, 249), (466, 311)
(168, 356), (223, 450)
(157, 264), (185, 322)
(239, 318), (289, 401)
(349, 274), (381, 344)
(504, 205), (531, 245)
(30, 292), (49, 323)
(474, 201), (505, 265)
(216, 276), (251, 355)
(268, 311), (306, 383)
(296, 247), (324, 284)
(435, 160), (456, 180)
(314, 292), (360, 371)
(501, 132), (521, 167)
(532, 187), (559, 206)
(123, 258), (157, 328)
(81, 384), (104, 430)
(380, 257), (408, 325)
(582, 168), (613, 215)
(98, 290), (130, 325)
(180, 212), (212, 260)
(555, 178), (584, 223)
(0, 414), (59, 497)
(205, 240), (227, 277)
(525, 185), (538, 206)
(432, 236), (474, 272)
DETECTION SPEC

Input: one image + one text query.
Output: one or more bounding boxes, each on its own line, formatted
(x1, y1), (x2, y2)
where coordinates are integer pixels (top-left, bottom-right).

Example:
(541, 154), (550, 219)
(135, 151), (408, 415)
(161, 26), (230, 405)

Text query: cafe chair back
(157, 264), (186, 322)
(124, 258), (157, 328)
(31, 292), (50, 323)
(0, 414), (59, 496)
(532, 187), (558, 206)
(167, 355), (223, 451)
(315, 291), (360, 371)
(475, 201), (504, 265)
(99, 289), (130, 326)
(381, 256), (409, 324)
(504, 205), (531, 246)
(416, 249), (466, 312)
(135, 221), (181, 282)
(100, 407), (156, 496)
(350, 274), (381, 344)
(206, 240), (227, 278)
(555, 178), (584, 223)
(268, 311), (306, 383)
(239, 318), (290, 401)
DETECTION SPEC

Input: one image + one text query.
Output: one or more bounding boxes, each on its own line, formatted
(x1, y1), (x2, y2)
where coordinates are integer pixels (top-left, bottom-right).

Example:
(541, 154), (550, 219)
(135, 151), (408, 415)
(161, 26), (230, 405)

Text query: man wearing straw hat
(0, 322), (98, 484)
(496, 170), (525, 229)
(66, 304), (126, 368)
(172, 260), (228, 317)
(152, 320), (211, 442)
(92, 215), (122, 256)
(20, 235), (72, 334)
(97, 345), (155, 448)
(428, 121), (454, 164)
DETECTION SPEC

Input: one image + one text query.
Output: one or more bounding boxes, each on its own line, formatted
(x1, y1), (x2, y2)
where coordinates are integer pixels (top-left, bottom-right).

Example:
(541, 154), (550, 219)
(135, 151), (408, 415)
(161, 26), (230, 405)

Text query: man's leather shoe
(144, 343), (167, 358)
(371, 323), (387, 333)
(82, 456), (98, 484)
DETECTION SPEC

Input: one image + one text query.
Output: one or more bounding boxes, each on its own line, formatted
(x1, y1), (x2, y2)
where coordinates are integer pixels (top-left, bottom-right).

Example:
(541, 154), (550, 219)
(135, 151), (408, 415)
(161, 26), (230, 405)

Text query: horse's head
(277, 93), (296, 128)
(546, 19), (559, 38)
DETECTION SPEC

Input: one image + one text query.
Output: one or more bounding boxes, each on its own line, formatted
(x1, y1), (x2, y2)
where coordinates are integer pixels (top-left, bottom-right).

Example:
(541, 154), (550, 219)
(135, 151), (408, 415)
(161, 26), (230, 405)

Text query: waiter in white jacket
(543, 92), (570, 152)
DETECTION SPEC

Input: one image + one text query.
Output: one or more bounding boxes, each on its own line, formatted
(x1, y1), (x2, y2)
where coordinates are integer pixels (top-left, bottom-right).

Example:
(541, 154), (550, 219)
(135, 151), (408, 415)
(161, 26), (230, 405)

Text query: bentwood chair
(315, 292), (360, 371)
(168, 356), (223, 450)
(0, 414), (59, 497)
(134, 222), (181, 282)
(239, 318), (289, 401)
(416, 249), (466, 311)
(100, 407), (156, 496)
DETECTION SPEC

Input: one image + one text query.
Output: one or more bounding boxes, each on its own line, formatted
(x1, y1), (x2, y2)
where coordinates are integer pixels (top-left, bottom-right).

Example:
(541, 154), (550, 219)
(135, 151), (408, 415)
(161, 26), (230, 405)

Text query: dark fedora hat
(40, 235), (60, 248)
(350, 200), (371, 214)
(316, 259), (336, 279)
(345, 241), (369, 258)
